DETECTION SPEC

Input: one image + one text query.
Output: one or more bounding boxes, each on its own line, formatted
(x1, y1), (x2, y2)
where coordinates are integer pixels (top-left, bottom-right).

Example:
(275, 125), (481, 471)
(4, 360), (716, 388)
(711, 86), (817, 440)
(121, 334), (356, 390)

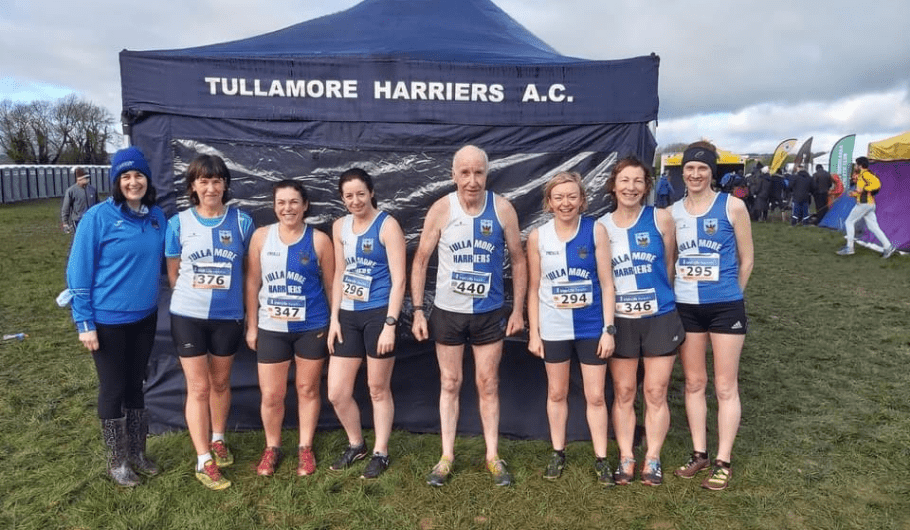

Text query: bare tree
(0, 96), (115, 164)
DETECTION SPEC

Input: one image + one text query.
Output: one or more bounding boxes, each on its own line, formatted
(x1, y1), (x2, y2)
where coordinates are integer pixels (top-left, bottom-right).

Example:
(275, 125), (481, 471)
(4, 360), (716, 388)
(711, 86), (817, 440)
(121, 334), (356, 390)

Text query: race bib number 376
(192, 262), (232, 289)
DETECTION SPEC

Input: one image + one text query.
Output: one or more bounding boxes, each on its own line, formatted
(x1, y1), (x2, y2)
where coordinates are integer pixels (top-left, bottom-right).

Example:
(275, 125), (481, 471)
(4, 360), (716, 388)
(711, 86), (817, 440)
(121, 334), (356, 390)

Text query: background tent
(660, 148), (746, 202)
(120, 0), (660, 439)
(820, 132), (910, 252)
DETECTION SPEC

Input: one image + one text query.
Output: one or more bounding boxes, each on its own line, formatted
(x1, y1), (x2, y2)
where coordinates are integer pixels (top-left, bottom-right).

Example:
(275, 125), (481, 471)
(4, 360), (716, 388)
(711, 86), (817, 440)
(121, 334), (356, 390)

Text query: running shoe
(543, 452), (566, 480)
(426, 457), (453, 487)
(613, 457), (635, 486)
(836, 246), (855, 256)
(701, 460), (732, 491)
(882, 245), (897, 259)
(297, 446), (316, 476)
(673, 451), (711, 478)
(641, 458), (663, 486)
(594, 458), (614, 486)
(256, 446), (282, 476)
(361, 453), (390, 479)
(329, 442), (368, 471)
(195, 459), (231, 490)
(210, 440), (233, 468)
(486, 458), (512, 487)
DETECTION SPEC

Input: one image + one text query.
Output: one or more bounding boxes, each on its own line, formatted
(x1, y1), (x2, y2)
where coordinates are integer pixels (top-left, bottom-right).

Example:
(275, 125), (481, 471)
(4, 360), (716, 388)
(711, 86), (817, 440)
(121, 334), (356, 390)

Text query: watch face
(606, 325), (616, 335)
(385, 316), (397, 326)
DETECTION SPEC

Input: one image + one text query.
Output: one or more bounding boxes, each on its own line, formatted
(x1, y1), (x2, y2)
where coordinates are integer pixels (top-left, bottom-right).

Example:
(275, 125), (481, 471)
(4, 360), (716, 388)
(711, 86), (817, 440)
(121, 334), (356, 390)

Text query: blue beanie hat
(110, 146), (152, 185)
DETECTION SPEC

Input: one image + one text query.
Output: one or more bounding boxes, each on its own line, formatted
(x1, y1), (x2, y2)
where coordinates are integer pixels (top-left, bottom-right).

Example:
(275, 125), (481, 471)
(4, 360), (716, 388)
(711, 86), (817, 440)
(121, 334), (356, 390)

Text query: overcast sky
(2, 0), (908, 156)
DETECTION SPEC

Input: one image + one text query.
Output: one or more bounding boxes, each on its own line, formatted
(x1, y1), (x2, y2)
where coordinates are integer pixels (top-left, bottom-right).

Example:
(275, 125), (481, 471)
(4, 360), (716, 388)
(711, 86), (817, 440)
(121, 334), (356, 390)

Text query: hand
(505, 310), (525, 336)
(79, 330), (98, 352)
(412, 311), (429, 342)
(596, 333), (615, 360)
(527, 335), (544, 359)
(62, 223), (71, 234)
(327, 320), (342, 355)
(245, 327), (258, 352)
(376, 326), (396, 356)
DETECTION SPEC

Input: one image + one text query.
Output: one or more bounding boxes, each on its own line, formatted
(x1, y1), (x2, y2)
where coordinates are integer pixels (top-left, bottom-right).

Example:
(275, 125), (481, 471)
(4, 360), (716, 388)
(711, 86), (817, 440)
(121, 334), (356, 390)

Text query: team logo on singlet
(219, 230), (233, 245)
(577, 246), (589, 260)
(298, 251), (311, 265)
(361, 238), (374, 254)
(635, 232), (650, 248)
(703, 218), (718, 236)
(480, 219), (493, 237)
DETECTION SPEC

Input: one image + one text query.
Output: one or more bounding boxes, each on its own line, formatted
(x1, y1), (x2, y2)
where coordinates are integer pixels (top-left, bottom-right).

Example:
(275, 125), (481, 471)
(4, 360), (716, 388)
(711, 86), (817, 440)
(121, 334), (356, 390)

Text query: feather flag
(769, 138), (797, 174)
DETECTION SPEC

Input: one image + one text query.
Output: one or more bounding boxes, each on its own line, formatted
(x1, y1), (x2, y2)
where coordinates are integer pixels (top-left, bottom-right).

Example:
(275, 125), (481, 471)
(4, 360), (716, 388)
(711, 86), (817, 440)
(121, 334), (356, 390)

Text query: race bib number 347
(266, 296), (307, 321)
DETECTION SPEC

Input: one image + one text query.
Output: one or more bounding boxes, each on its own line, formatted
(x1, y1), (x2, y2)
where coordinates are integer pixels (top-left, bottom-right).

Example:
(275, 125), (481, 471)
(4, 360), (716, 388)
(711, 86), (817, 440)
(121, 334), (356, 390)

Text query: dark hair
(605, 156), (653, 208)
(338, 167), (378, 208)
(185, 154), (231, 205)
(112, 172), (157, 207)
(855, 156), (869, 169)
(273, 179), (309, 218)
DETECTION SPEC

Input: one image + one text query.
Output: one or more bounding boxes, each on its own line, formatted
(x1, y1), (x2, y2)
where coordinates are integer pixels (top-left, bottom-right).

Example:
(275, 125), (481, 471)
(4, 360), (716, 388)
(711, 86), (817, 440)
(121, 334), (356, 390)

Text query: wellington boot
(125, 408), (159, 476)
(101, 417), (140, 487)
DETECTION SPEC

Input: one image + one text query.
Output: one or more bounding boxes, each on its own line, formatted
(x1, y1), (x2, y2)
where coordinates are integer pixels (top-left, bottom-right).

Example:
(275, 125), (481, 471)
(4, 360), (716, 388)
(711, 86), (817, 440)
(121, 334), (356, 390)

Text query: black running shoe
(329, 443), (368, 471)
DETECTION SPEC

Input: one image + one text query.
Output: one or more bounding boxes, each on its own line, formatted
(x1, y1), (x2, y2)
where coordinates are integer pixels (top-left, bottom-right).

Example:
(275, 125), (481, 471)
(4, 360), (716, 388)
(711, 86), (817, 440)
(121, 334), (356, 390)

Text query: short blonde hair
(543, 171), (587, 213)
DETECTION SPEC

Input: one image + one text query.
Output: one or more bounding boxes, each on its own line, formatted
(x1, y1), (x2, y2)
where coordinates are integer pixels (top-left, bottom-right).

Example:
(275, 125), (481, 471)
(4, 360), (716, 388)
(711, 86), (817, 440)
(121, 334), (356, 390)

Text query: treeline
(0, 95), (115, 165)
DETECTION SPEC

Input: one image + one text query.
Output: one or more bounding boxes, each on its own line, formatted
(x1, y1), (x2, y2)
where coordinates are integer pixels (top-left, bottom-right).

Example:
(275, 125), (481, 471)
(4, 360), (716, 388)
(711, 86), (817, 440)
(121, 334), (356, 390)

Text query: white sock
(211, 432), (225, 443)
(197, 453), (211, 471)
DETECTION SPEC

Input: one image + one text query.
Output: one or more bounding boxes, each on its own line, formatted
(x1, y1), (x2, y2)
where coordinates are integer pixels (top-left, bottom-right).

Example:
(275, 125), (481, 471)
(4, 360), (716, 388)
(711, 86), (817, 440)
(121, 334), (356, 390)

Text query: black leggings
(92, 312), (157, 419)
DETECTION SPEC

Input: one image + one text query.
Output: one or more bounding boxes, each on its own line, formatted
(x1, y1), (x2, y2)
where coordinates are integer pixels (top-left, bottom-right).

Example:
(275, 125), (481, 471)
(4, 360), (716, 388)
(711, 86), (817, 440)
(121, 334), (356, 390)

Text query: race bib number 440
(676, 254), (720, 282)
(192, 262), (232, 289)
(450, 271), (491, 298)
(551, 280), (593, 309)
(266, 296), (307, 321)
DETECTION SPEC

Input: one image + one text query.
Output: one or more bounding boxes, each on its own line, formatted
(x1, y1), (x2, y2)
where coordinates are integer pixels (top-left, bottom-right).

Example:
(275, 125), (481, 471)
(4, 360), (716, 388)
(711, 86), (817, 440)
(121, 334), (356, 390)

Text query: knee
(547, 386), (568, 404)
(327, 387), (349, 408)
(612, 383), (637, 406)
(643, 384), (668, 407)
(209, 375), (231, 395)
(476, 373), (499, 400)
(296, 381), (320, 401)
(186, 377), (211, 402)
(714, 380), (740, 402)
(260, 390), (284, 410)
(439, 373), (462, 396)
(684, 374), (708, 395)
(367, 382), (391, 404)
(584, 390), (606, 409)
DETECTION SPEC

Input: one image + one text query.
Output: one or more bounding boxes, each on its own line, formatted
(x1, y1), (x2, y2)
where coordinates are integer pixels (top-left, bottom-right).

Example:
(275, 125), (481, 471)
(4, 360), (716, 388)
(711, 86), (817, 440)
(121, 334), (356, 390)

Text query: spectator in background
(61, 167), (98, 233)
(836, 157), (896, 258)
(655, 170), (675, 208)
(789, 168), (813, 226)
(750, 167), (771, 222)
(811, 164), (832, 223)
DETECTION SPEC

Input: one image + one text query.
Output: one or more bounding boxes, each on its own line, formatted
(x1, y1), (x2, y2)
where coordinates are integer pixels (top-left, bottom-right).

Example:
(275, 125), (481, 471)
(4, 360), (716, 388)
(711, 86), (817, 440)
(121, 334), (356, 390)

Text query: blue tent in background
(119, 0), (660, 439)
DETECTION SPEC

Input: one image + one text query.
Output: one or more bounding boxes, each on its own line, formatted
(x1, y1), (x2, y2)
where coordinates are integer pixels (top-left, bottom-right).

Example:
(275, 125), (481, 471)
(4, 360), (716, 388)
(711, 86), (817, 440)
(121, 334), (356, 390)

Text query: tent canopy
(868, 131), (910, 160)
(119, 0), (660, 439)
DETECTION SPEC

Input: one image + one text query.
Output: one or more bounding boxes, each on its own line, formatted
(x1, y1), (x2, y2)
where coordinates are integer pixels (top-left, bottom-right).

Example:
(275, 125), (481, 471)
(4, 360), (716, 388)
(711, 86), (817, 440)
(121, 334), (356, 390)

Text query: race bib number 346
(615, 289), (657, 318)
(676, 254), (720, 282)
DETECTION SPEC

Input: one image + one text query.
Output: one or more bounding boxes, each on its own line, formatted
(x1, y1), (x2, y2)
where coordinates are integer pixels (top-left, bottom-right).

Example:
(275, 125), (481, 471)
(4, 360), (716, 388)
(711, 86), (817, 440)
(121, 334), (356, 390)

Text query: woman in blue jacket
(66, 146), (166, 487)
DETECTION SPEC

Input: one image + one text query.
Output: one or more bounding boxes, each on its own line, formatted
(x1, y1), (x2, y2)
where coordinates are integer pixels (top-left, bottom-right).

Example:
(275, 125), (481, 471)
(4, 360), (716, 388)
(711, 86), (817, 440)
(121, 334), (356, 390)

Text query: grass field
(1, 198), (908, 530)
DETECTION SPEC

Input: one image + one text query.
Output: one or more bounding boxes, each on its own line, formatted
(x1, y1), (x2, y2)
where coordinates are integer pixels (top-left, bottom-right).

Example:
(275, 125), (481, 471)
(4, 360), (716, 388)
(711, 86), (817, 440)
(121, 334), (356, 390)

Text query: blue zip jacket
(66, 197), (166, 331)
